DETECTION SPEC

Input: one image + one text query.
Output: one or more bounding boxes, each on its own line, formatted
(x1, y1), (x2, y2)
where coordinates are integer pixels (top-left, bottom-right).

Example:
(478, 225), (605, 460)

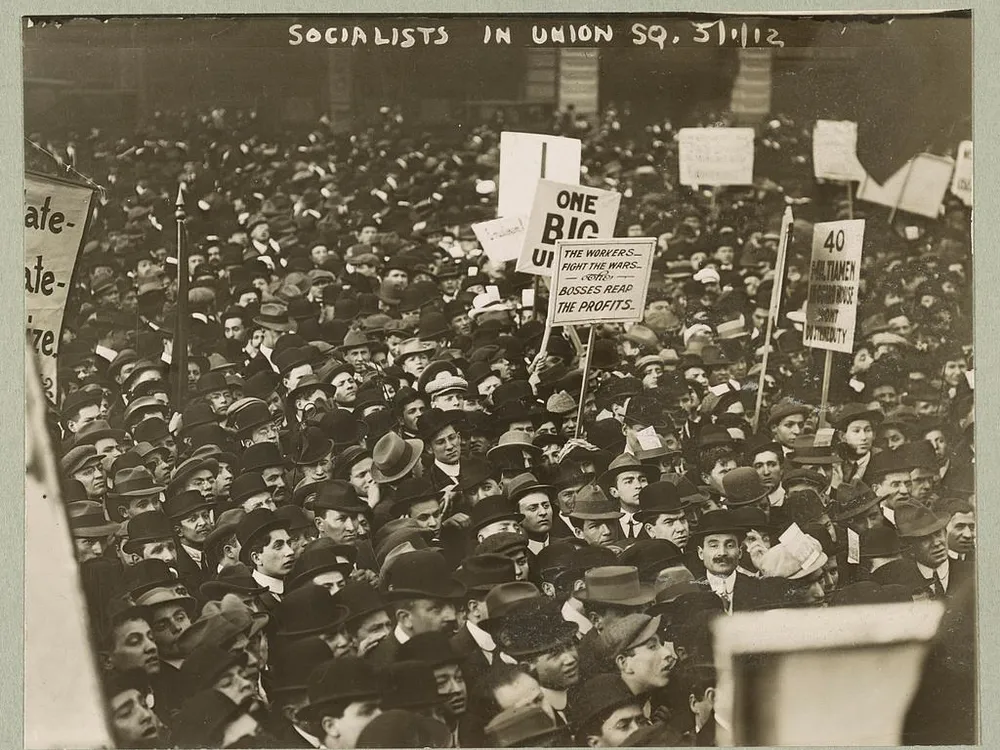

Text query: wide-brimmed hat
(455, 554), (518, 594)
(507, 472), (555, 504)
(575, 565), (656, 607)
(381, 549), (466, 601)
(253, 302), (293, 332)
(492, 596), (578, 657)
(478, 581), (542, 635)
(111, 466), (165, 498)
(67, 501), (120, 538)
(597, 453), (660, 489)
(396, 338), (437, 363)
(371, 432), (424, 483)
(633, 481), (689, 522)
(828, 479), (880, 522)
(894, 500), (949, 538)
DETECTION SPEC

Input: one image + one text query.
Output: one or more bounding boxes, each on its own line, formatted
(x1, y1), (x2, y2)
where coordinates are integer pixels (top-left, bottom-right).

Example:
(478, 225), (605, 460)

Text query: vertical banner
(517, 179), (622, 277)
(950, 140), (972, 206)
(497, 132), (582, 219)
(25, 173), (95, 402)
(549, 238), (656, 326)
(803, 219), (866, 354)
(812, 120), (867, 182)
(677, 127), (755, 186)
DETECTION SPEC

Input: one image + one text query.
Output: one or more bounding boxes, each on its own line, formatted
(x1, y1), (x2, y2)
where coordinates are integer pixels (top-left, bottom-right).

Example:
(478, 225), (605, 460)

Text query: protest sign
(549, 237), (655, 326)
(677, 127), (755, 186)
(812, 120), (866, 182)
(25, 172), (95, 402)
(517, 179), (621, 277)
(950, 140), (972, 206)
(498, 132), (582, 219)
(471, 215), (527, 264)
(803, 219), (865, 354)
(856, 153), (954, 219)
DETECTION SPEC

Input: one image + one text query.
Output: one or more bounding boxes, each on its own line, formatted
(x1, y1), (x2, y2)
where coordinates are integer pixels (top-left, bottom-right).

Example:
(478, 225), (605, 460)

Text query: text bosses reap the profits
(550, 238), (656, 326)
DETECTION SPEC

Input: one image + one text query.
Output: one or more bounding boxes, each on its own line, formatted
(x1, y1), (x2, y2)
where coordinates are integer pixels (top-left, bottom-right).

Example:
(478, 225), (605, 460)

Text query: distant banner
(951, 140), (972, 206)
(812, 120), (866, 182)
(25, 172), (95, 402)
(517, 179), (621, 277)
(498, 132), (582, 220)
(677, 127), (755, 186)
(549, 237), (656, 326)
(803, 219), (866, 354)
(856, 153), (954, 219)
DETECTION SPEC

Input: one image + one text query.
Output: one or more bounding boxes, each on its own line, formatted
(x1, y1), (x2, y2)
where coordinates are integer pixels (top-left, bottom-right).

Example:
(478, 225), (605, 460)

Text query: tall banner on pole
(25, 172), (95, 402)
(803, 219), (866, 354)
(498, 132), (582, 220)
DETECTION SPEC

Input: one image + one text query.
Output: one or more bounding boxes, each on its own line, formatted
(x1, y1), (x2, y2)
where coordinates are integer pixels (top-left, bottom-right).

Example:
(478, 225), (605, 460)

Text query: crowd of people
(38, 96), (975, 748)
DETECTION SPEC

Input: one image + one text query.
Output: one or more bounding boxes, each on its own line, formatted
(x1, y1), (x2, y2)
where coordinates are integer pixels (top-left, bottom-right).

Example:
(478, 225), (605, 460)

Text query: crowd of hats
(37, 97), (975, 749)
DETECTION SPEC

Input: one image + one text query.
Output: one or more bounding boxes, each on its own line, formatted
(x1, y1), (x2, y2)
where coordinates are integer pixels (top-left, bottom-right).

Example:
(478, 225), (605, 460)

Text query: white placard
(950, 140), (972, 206)
(517, 179), (622, 277)
(803, 219), (866, 354)
(678, 127), (755, 186)
(812, 120), (867, 182)
(471, 215), (527, 264)
(498, 132), (582, 219)
(857, 153), (954, 219)
(549, 237), (655, 326)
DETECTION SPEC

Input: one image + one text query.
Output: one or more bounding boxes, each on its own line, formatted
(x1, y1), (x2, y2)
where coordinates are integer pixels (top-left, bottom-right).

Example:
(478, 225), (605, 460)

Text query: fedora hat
(469, 495), (523, 534)
(195, 371), (230, 396)
(287, 373), (338, 402)
(67, 501), (119, 538)
(828, 479), (880, 522)
(633, 481), (689, 522)
(493, 596), (578, 657)
(455, 553), (517, 594)
(163, 489), (214, 521)
(867, 448), (918, 481)
(180, 644), (248, 693)
(371, 432), (425, 483)
(292, 428), (334, 467)
(478, 581), (542, 635)
(381, 549), (466, 601)
(396, 337), (437, 363)
(300, 657), (381, 722)
(229, 473), (270, 505)
(416, 408), (465, 441)
(333, 581), (389, 626)
(568, 484), (623, 521)
(597, 453), (660, 489)
(486, 704), (570, 748)
(721, 467), (769, 507)
(122, 510), (176, 553)
(71, 419), (126, 449)
(273, 583), (351, 638)
(253, 302), (293, 332)
(894, 500), (949, 538)
(575, 565), (656, 607)
(391, 476), (440, 513)
(616, 539), (683, 579)
(487, 430), (542, 463)
(507, 472), (555, 504)
(110, 466), (164, 498)
(167, 456), (219, 495)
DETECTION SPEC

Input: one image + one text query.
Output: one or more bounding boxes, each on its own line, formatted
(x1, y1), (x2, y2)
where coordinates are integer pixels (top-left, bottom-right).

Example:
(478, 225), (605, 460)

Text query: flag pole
(752, 206), (793, 432)
(574, 326), (597, 439)
(173, 183), (190, 409)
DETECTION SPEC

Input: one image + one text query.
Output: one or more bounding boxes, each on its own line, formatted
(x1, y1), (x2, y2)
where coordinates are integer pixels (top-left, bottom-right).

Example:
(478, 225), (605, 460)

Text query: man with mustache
(693, 509), (762, 614)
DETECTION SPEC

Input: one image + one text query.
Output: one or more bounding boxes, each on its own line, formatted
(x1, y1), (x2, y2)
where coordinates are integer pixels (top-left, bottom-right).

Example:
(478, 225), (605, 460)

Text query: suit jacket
(700, 572), (761, 613)
(264, 714), (316, 748)
(451, 624), (492, 689)
(577, 626), (615, 682)
(367, 630), (403, 669)
(425, 461), (461, 494)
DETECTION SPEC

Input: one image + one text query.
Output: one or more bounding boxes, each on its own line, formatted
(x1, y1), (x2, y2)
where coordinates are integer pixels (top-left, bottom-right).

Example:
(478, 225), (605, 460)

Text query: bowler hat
(67, 501), (119, 538)
(894, 500), (949, 538)
(634, 481), (689, 521)
(287, 538), (357, 590)
(391, 476), (440, 513)
(616, 539), (683, 579)
(229, 472), (270, 505)
(122, 511), (176, 553)
(381, 549), (466, 601)
(566, 673), (638, 731)
(380, 660), (446, 711)
(274, 583), (351, 637)
(300, 657), (381, 722)
(333, 581), (388, 626)
(455, 456), (499, 493)
(575, 565), (656, 607)
(475, 581), (542, 635)
(397, 631), (463, 667)
(830, 403), (884, 430)
(196, 371), (230, 396)
(229, 399), (273, 435)
(268, 637), (333, 696)
(199, 563), (268, 601)
(455, 553), (517, 593)
(163, 489), (214, 521)
(235, 509), (289, 565)
(470, 495), (523, 534)
(355, 709), (452, 749)
(867, 448), (918, 481)
(287, 373), (338, 402)
(311, 480), (368, 515)
(493, 596), (578, 657)
(167, 456), (218, 496)
(689, 510), (747, 543)
(417, 408), (465, 441)
(507, 472), (555, 503)
(371, 432), (424, 483)
(172, 690), (246, 748)
(240, 442), (284, 473)
(722, 467), (769, 507)
(859, 525), (902, 558)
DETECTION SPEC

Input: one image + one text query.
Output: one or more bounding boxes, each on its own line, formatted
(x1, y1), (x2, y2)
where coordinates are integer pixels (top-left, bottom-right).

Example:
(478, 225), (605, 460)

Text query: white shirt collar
(619, 510), (638, 536)
(561, 598), (592, 635)
(768, 486), (786, 507)
(181, 543), (203, 567)
(707, 571), (736, 595)
(294, 725), (321, 748)
(541, 687), (568, 712)
(526, 536), (549, 555)
(394, 623), (411, 645)
(916, 558), (950, 589)
(434, 459), (461, 480)
(251, 569), (284, 596)
(467, 620), (497, 653)
(94, 344), (118, 362)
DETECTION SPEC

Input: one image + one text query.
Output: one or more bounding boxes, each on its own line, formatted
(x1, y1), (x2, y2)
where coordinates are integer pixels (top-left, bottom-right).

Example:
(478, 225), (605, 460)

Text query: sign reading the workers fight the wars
(517, 179), (621, 276)
(549, 238), (656, 326)
(677, 127), (755, 186)
(803, 219), (865, 354)
(812, 120), (867, 182)
(950, 140), (972, 206)
(497, 132), (582, 220)
(25, 173), (95, 401)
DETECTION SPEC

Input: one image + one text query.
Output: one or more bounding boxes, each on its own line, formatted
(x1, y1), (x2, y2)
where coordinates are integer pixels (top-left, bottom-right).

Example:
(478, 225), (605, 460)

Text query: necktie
(627, 519), (636, 538)
(844, 461), (857, 482)
(716, 587), (732, 612)
(932, 571), (945, 597)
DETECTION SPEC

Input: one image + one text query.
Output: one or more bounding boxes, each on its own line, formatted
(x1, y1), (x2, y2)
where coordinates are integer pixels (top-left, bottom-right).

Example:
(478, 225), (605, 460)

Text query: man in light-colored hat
(568, 484), (624, 548)
(425, 373), (469, 412)
(396, 338), (437, 380)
